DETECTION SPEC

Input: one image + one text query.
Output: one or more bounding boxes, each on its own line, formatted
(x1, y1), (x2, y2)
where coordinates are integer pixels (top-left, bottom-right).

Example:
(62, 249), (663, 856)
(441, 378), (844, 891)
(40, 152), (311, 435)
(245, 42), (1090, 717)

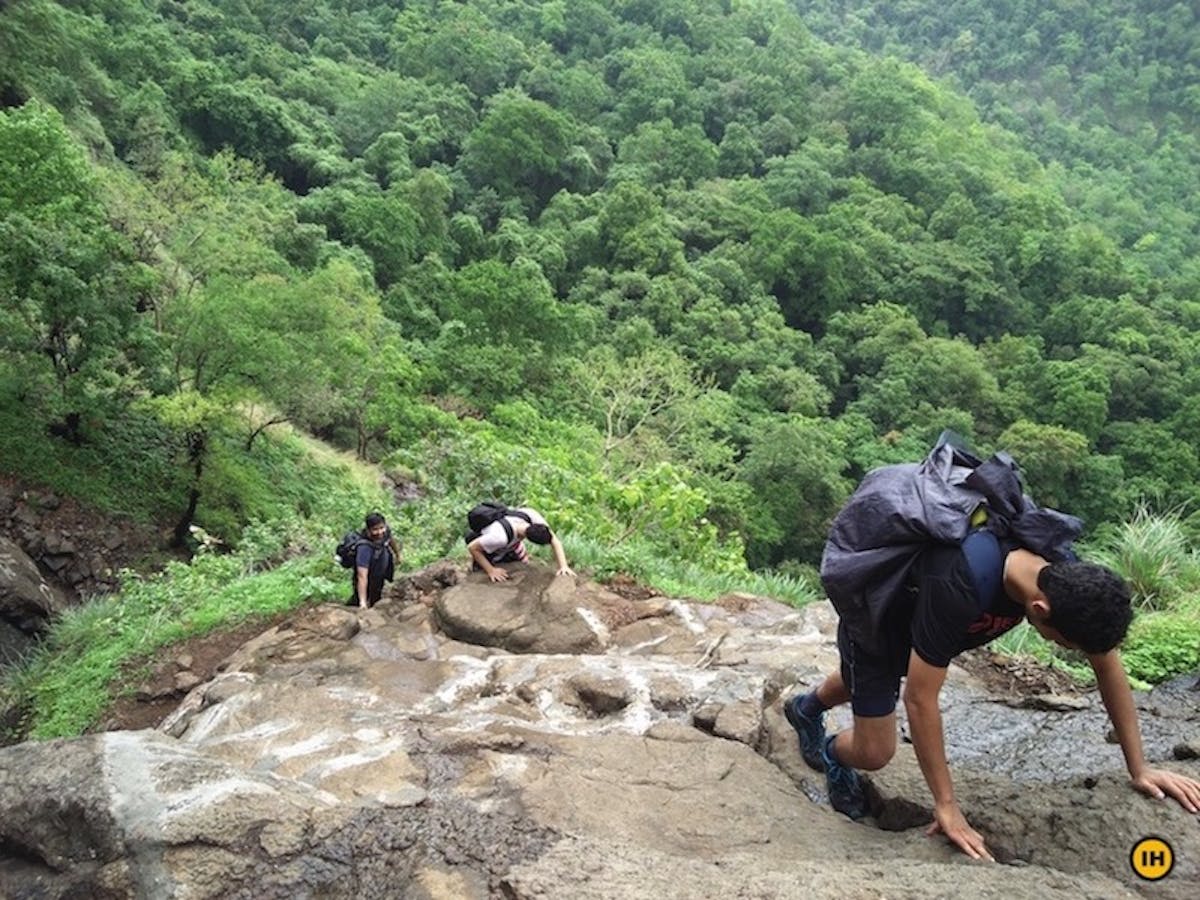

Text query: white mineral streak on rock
(574, 605), (610, 644)
(669, 599), (706, 634)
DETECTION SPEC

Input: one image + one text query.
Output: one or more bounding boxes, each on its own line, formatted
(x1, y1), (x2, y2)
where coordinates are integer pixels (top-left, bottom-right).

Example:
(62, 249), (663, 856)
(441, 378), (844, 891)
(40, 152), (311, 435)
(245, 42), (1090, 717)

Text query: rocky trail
(1, 561), (1197, 899)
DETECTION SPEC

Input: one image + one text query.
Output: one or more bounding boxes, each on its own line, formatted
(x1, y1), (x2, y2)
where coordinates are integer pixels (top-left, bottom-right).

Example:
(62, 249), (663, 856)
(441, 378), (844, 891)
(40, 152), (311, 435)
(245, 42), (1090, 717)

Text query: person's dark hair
(526, 523), (552, 545)
(364, 512), (387, 529)
(1038, 561), (1133, 653)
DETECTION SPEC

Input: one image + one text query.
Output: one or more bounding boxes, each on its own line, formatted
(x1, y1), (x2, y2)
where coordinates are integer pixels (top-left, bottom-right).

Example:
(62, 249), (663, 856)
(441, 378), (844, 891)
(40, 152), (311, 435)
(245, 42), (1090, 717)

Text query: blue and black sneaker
(783, 693), (827, 772)
(821, 734), (867, 820)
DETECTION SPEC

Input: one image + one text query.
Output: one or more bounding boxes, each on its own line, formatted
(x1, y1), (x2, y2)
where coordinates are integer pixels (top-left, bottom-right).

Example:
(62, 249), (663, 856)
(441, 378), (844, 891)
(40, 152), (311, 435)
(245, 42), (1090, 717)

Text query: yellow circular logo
(1130, 837), (1174, 881)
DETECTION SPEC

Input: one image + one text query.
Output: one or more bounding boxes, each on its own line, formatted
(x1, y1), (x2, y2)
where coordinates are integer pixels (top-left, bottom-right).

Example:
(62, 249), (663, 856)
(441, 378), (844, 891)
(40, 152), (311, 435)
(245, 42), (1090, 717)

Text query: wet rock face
(0, 732), (556, 900)
(1, 561), (1197, 899)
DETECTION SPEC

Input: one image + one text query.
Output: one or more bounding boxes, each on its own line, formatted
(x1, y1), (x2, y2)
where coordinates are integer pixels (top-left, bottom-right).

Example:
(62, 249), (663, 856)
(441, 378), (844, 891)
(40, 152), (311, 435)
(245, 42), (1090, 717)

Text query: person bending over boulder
(464, 504), (573, 583)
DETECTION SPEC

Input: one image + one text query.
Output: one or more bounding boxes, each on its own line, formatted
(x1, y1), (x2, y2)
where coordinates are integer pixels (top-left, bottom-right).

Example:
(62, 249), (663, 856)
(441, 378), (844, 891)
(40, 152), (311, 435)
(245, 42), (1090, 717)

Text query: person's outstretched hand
(557, 566), (575, 577)
(1133, 768), (1200, 813)
(488, 568), (509, 583)
(927, 801), (994, 861)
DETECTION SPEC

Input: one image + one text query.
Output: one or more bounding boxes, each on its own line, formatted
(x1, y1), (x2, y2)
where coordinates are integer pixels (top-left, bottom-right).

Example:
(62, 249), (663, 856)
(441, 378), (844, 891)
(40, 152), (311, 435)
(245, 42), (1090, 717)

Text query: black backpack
(820, 433), (1082, 655)
(335, 529), (367, 568)
(463, 502), (531, 545)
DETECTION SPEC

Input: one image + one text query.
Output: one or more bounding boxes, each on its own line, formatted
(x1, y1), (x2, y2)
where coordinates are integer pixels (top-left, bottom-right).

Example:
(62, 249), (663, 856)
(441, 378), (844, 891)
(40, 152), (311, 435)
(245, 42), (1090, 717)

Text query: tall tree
(0, 102), (157, 442)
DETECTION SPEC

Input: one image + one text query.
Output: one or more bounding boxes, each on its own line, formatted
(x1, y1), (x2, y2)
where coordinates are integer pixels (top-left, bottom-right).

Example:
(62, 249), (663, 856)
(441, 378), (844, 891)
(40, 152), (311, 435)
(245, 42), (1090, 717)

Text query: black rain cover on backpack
(467, 502), (513, 534)
(819, 436), (1083, 655)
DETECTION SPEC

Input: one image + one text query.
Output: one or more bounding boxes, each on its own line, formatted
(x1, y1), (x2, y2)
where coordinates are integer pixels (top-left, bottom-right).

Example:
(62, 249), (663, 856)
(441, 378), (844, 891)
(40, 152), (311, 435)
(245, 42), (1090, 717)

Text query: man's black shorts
(837, 616), (912, 718)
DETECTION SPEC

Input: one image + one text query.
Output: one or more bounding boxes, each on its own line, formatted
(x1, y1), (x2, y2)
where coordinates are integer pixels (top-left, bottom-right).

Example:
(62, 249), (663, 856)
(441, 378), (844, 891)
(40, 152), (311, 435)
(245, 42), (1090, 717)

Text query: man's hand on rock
(488, 568), (509, 583)
(926, 800), (994, 862)
(1132, 767), (1200, 813)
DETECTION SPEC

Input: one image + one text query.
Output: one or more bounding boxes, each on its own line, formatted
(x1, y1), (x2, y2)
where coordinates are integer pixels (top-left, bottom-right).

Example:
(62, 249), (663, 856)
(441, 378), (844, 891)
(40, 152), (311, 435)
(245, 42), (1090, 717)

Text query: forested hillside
(2, 0), (1199, 579)
(795, 1), (1200, 293)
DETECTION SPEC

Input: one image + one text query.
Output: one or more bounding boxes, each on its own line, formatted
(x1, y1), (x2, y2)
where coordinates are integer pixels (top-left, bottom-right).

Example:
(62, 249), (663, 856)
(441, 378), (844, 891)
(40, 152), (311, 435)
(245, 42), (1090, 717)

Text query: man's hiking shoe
(784, 693), (826, 772)
(822, 735), (867, 820)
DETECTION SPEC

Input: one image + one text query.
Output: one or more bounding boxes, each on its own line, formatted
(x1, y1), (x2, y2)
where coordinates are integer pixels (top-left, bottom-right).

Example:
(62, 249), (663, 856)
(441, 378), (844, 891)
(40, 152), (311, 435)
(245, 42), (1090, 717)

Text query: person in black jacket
(785, 532), (1200, 861)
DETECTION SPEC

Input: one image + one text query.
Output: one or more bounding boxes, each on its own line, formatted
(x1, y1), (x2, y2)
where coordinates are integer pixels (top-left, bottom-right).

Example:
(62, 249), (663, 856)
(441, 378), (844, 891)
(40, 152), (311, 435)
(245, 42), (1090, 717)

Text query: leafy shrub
(386, 409), (746, 576)
(1121, 610), (1200, 684)
(0, 394), (185, 522)
(566, 534), (818, 606)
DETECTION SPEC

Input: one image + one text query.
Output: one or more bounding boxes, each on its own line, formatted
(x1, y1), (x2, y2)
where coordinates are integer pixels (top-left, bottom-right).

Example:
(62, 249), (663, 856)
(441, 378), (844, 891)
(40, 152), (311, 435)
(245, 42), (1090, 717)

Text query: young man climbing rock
(350, 512), (400, 608)
(784, 439), (1200, 860)
(463, 503), (574, 583)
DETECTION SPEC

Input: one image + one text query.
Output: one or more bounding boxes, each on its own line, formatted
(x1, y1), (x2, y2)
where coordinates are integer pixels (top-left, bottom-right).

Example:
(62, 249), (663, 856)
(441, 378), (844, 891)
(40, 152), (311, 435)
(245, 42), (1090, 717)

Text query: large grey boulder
(433, 565), (665, 654)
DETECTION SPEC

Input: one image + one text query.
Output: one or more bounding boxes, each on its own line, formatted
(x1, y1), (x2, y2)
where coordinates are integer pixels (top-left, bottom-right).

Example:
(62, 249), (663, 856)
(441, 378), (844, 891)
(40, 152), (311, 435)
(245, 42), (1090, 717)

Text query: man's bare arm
(905, 651), (994, 861)
(549, 534), (574, 576)
(355, 566), (369, 607)
(467, 539), (507, 582)
(1090, 649), (1200, 812)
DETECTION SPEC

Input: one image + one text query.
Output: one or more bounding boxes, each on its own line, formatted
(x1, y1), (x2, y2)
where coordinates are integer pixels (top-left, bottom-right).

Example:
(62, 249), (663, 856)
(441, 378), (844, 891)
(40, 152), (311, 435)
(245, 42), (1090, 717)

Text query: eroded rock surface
(1, 561), (1196, 899)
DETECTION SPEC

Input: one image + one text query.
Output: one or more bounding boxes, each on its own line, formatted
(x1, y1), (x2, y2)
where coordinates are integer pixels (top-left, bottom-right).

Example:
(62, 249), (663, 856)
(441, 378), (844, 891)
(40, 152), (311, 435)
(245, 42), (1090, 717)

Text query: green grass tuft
(1084, 505), (1200, 612)
(564, 534), (820, 607)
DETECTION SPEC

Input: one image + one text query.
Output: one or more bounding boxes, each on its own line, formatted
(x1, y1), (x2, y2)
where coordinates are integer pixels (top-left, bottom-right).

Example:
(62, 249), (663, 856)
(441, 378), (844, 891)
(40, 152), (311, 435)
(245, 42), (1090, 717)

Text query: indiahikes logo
(1129, 836), (1174, 881)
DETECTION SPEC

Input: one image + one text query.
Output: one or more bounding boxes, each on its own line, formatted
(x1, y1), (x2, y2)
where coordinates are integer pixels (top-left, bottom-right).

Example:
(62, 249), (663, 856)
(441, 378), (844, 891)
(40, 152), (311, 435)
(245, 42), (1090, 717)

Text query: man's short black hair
(526, 523), (552, 545)
(1038, 561), (1133, 653)
(365, 512), (387, 528)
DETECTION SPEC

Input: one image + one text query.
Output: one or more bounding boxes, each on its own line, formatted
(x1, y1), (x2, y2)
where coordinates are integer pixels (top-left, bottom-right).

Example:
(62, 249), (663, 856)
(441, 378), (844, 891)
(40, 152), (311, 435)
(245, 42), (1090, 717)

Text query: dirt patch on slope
(0, 473), (178, 599)
(601, 573), (663, 602)
(956, 647), (1085, 699)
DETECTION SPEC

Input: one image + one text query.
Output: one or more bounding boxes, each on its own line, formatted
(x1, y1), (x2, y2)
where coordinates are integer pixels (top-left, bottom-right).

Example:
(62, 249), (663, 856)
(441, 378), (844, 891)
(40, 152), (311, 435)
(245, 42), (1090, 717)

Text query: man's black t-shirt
(908, 530), (1025, 668)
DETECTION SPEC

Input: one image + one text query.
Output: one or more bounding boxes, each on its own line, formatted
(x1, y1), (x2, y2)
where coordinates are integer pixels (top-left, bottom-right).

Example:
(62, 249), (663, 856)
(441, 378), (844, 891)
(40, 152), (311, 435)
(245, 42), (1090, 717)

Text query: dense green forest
(2, 0), (1199, 720)
(795, 1), (1200, 289)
